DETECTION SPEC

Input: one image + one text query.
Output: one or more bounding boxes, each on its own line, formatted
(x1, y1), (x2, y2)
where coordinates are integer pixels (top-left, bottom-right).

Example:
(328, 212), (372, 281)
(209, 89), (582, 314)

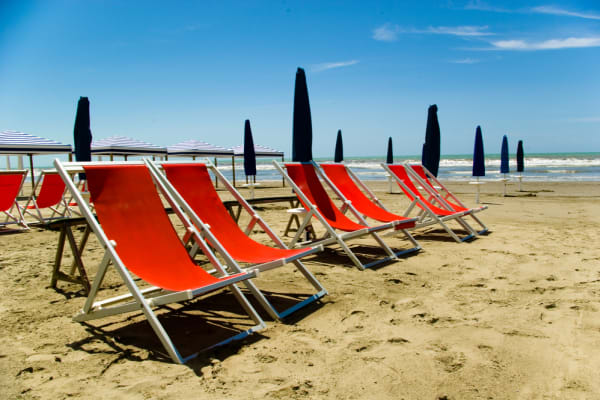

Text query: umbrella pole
(476, 176), (480, 204)
(5, 155), (10, 169)
(388, 176), (393, 194)
(519, 173), (523, 192)
(214, 158), (218, 188)
(503, 173), (507, 197)
(281, 155), (285, 187)
(29, 154), (35, 192)
(231, 156), (235, 188)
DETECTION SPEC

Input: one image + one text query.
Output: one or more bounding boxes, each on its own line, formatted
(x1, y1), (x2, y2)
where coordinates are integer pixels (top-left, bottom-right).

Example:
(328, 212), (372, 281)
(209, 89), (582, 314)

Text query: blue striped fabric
(168, 139), (233, 156)
(91, 136), (167, 155)
(0, 130), (72, 154)
(231, 144), (283, 157)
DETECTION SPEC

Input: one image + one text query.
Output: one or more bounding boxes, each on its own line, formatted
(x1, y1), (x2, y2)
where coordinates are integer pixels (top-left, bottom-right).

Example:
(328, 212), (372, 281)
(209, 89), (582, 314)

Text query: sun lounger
(274, 161), (409, 270)
(382, 163), (479, 242)
(0, 169), (28, 229)
(23, 170), (72, 223)
(318, 162), (421, 252)
(406, 164), (488, 234)
(54, 160), (265, 364)
(146, 160), (327, 321)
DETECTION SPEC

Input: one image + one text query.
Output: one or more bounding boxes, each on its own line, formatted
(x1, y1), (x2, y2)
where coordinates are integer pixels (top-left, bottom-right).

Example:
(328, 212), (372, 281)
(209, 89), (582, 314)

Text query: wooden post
(29, 154), (35, 191)
(232, 155), (236, 188)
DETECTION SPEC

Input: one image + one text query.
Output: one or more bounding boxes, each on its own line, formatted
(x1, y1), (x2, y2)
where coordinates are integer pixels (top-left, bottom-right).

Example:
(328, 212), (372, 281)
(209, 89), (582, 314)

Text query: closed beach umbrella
(386, 137), (393, 164)
(73, 96), (92, 179)
(516, 140), (524, 191)
(292, 67), (313, 162)
(500, 135), (509, 196)
(516, 140), (524, 172)
(473, 126), (485, 177)
(334, 130), (343, 163)
(243, 119), (257, 177)
(422, 104), (441, 177)
(500, 135), (509, 174)
(472, 126), (485, 203)
(386, 137), (394, 193)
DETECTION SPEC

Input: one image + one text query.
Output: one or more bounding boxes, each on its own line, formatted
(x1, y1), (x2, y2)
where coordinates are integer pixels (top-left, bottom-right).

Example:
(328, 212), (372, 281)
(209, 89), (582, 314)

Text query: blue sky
(1, 0), (599, 158)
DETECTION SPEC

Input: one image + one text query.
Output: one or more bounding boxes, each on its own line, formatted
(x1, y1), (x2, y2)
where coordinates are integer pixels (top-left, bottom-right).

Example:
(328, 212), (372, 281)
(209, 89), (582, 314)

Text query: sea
(9, 152), (600, 183)
(220, 152), (600, 183)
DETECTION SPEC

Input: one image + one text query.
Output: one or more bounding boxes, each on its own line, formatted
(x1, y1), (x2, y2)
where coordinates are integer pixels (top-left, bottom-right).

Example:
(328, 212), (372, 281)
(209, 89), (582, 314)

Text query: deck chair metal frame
(23, 169), (73, 223)
(274, 161), (404, 270)
(405, 163), (489, 235)
(1, 169), (29, 230)
(54, 159), (265, 364)
(381, 163), (478, 243)
(317, 162), (421, 255)
(146, 159), (327, 321)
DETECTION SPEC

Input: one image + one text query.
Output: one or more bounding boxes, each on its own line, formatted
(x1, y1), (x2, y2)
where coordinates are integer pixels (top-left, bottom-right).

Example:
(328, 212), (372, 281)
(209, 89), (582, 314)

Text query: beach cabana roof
(168, 139), (233, 157)
(232, 144), (284, 157)
(0, 130), (72, 154)
(91, 136), (167, 156)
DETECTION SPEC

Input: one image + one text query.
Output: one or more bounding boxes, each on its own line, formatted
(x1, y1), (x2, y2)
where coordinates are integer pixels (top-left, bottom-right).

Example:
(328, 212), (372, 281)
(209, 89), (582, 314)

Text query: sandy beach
(1, 179), (599, 399)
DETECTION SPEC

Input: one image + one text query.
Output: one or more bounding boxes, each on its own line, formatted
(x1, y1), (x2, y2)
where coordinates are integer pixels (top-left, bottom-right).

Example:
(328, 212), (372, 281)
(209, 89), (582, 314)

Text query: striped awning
(168, 139), (233, 156)
(91, 136), (167, 156)
(0, 130), (72, 154)
(232, 144), (284, 157)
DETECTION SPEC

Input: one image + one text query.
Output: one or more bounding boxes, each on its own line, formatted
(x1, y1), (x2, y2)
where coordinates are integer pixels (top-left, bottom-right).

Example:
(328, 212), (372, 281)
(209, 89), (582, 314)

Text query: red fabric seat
(320, 163), (415, 229)
(0, 173), (24, 211)
(84, 165), (246, 292)
(410, 165), (469, 212)
(27, 173), (66, 209)
(162, 163), (308, 264)
(285, 163), (367, 232)
(387, 165), (462, 217)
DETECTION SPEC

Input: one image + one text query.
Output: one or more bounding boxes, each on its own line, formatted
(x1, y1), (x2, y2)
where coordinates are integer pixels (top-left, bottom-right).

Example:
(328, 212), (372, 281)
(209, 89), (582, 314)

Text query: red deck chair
(0, 169), (28, 229)
(149, 161), (327, 321)
(23, 171), (72, 223)
(383, 164), (478, 243)
(319, 163), (421, 254)
(55, 160), (265, 364)
(274, 161), (405, 270)
(407, 164), (488, 234)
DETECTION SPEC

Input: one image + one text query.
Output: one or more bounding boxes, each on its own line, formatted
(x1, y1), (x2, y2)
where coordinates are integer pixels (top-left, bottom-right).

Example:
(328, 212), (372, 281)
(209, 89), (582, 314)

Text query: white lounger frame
(147, 159), (327, 321)
(315, 162), (421, 254)
(381, 163), (479, 243)
(274, 161), (409, 270)
(1, 169), (29, 230)
(404, 163), (489, 235)
(54, 159), (265, 364)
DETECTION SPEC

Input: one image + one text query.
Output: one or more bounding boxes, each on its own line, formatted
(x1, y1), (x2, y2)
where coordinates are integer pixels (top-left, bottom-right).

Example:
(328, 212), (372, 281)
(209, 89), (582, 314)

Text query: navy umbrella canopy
(473, 126), (485, 177)
(422, 104), (441, 177)
(292, 67), (313, 162)
(386, 137), (393, 164)
(73, 96), (92, 178)
(516, 140), (524, 172)
(334, 130), (343, 163)
(243, 119), (257, 177)
(500, 135), (509, 174)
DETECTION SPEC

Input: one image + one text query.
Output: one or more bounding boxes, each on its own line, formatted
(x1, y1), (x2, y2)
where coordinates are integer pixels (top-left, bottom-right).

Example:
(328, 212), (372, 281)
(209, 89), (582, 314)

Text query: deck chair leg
(469, 213), (489, 234)
(369, 231), (398, 259)
(65, 227), (91, 293)
(51, 227), (68, 289)
(82, 251), (112, 314)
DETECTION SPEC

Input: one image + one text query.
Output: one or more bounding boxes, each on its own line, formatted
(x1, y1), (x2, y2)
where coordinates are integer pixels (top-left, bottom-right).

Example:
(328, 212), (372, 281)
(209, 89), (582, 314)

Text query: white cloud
(464, 0), (511, 13)
(531, 6), (600, 20)
(491, 37), (600, 50)
(312, 60), (359, 72)
(451, 57), (480, 64)
(372, 24), (400, 42)
(424, 25), (493, 36)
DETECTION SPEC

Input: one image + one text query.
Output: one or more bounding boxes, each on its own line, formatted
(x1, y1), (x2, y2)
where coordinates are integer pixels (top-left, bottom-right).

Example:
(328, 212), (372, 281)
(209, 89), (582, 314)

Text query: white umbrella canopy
(91, 136), (167, 159)
(0, 130), (73, 190)
(168, 139), (233, 157)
